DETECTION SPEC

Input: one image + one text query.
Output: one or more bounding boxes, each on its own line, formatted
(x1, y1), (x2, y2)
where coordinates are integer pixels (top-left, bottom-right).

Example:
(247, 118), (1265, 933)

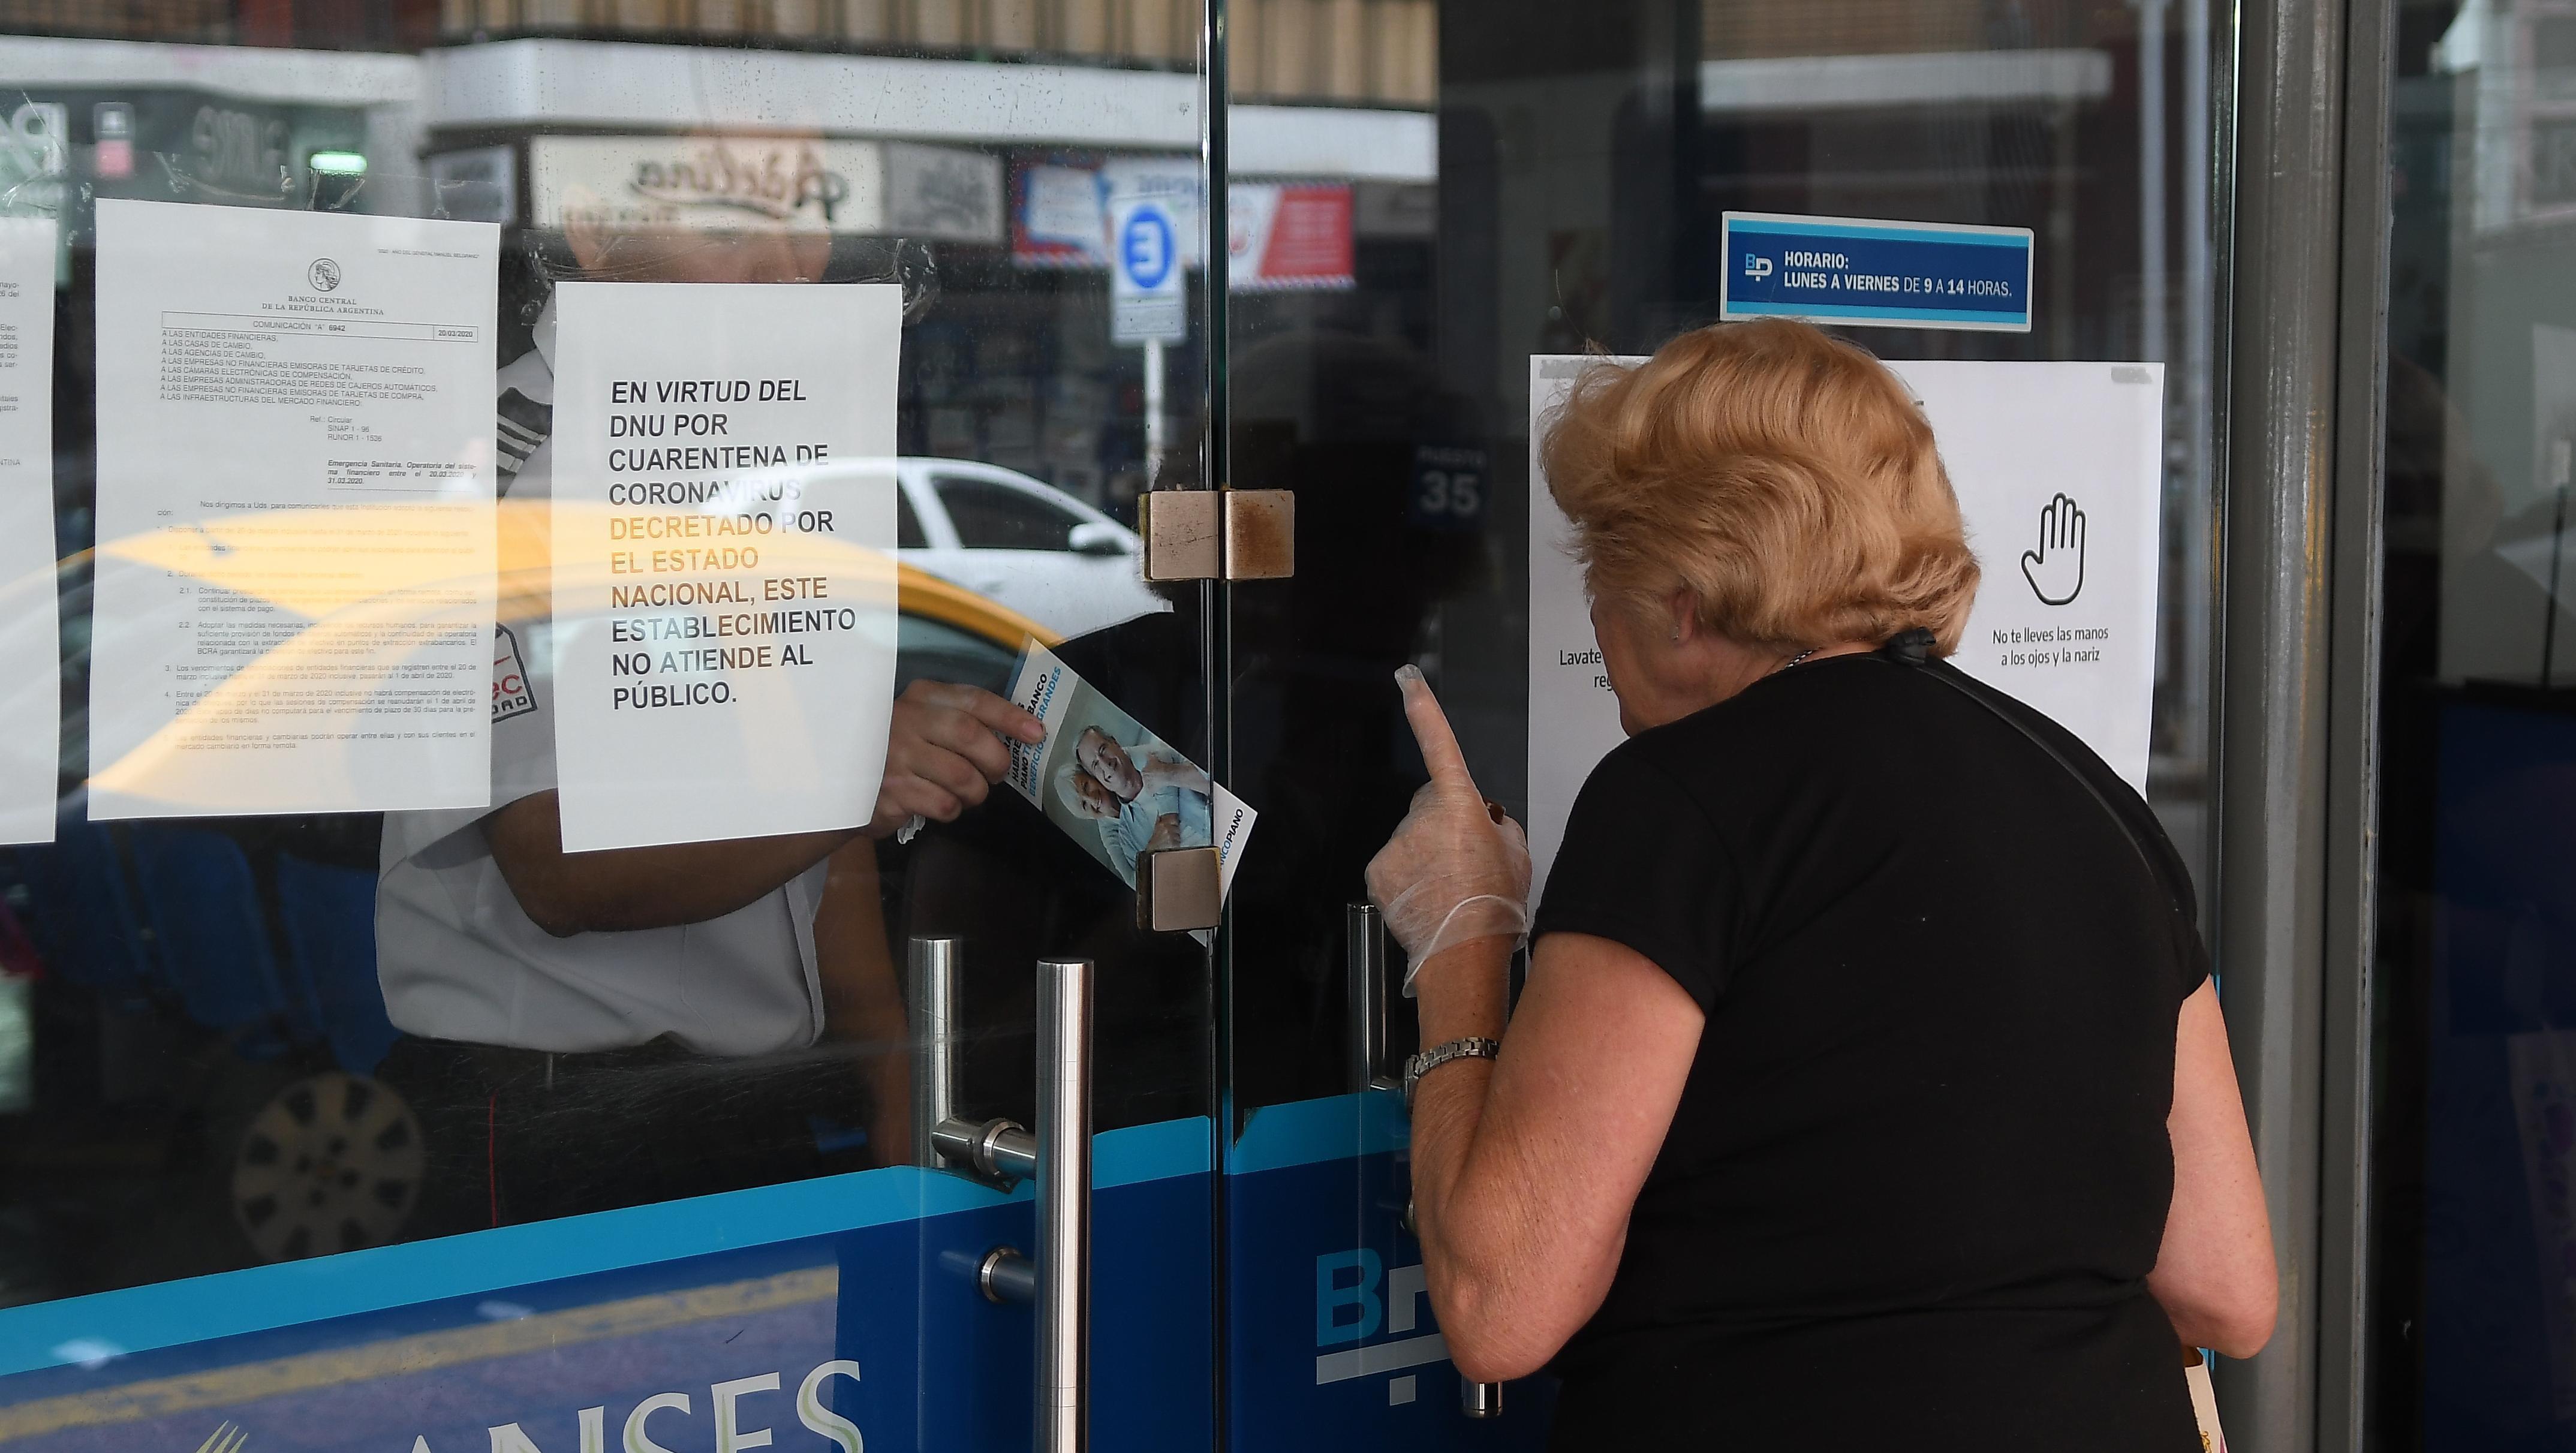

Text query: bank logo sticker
(2021, 492), (2088, 606)
(194, 1422), (248, 1453)
(306, 257), (341, 292)
(1314, 1248), (1453, 1403)
(493, 625), (537, 721)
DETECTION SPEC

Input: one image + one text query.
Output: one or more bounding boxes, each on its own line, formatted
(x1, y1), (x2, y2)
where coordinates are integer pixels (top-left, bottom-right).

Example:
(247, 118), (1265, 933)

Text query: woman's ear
(1665, 591), (1698, 646)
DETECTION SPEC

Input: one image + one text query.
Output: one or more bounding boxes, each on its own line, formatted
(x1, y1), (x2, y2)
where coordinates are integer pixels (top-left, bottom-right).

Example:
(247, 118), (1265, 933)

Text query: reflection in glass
(2374, 0), (2576, 1442)
(0, 7), (1217, 1321)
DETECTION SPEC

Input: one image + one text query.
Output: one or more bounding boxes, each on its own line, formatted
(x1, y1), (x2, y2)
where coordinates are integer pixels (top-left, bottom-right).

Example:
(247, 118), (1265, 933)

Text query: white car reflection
(892, 458), (1167, 640)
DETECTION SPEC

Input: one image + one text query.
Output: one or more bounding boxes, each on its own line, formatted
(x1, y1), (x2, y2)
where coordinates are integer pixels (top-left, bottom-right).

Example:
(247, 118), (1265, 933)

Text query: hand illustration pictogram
(2020, 492), (2087, 606)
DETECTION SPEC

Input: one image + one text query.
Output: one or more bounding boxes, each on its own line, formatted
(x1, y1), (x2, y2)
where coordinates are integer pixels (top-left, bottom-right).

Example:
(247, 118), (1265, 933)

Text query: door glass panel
(1218, 0), (2231, 1445)
(2369, 1), (2576, 1442)
(0, 8), (1215, 1452)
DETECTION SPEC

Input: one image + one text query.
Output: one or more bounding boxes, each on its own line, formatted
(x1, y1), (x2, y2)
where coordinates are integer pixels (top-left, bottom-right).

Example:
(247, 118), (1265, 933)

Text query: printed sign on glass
(1721, 210), (2035, 333)
(0, 218), (53, 844)
(87, 200), (501, 819)
(546, 281), (904, 853)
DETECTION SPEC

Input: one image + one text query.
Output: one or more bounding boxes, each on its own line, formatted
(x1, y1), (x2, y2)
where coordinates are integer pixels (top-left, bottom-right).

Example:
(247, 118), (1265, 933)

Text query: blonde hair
(1540, 318), (1980, 655)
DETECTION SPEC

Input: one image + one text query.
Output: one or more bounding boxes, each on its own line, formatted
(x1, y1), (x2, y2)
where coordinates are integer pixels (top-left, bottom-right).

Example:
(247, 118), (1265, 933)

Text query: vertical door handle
(1034, 957), (1094, 1453)
(908, 937), (959, 1169)
(908, 940), (1093, 1452)
(1346, 903), (1400, 1093)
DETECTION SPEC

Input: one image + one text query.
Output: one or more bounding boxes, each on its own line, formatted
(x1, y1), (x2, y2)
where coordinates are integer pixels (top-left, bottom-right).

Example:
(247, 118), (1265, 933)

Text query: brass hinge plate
(1139, 490), (1221, 582)
(1222, 489), (1295, 580)
(1138, 489), (1295, 581)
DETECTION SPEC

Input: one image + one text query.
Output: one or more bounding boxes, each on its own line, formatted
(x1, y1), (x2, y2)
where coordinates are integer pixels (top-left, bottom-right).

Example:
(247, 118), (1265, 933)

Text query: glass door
(0, 1), (2244, 1449)
(0, 9), (1223, 1452)
(1209, 0), (2234, 1446)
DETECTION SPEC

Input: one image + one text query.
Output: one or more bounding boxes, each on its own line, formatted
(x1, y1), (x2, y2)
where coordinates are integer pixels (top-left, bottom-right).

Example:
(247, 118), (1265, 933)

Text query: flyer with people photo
(1003, 640), (1256, 899)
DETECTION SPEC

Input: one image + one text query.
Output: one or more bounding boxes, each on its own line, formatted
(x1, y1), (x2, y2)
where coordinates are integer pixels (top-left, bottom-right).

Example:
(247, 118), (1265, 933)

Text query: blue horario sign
(1721, 211), (2035, 333)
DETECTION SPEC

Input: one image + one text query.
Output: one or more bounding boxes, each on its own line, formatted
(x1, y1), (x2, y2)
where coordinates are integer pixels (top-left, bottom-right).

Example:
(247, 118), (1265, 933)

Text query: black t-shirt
(1531, 652), (2206, 1451)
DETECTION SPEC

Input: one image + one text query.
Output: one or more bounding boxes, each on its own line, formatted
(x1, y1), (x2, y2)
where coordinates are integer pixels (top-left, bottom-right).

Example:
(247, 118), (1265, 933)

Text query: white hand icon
(2020, 492), (2087, 606)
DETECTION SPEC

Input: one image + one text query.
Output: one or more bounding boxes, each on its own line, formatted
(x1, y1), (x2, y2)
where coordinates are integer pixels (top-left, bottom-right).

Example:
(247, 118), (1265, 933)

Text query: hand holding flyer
(1003, 640), (1254, 899)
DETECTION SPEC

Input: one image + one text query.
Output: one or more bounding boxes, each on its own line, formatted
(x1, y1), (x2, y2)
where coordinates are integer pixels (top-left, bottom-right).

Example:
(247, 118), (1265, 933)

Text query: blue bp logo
(306, 257), (341, 291)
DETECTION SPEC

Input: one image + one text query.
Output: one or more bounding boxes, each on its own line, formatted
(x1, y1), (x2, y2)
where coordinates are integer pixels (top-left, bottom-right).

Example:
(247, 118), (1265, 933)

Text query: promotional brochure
(1003, 640), (1254, 898)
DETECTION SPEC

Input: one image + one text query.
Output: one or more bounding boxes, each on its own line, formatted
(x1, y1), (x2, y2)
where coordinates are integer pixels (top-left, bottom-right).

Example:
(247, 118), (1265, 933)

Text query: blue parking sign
(1111, 195), (1187, 343)
(1122, 208), (1174, 290)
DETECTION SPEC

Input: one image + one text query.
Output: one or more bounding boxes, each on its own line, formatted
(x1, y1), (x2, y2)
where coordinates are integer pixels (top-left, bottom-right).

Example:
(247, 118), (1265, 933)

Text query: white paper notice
(1890, 361), (2165, 791)
(547, 282), (903, 852)
(89, 201), (500, 819)
(1526, 355), (2166, 891)
(1525, 355), (1646, 892)
(0, 219), (58, 844)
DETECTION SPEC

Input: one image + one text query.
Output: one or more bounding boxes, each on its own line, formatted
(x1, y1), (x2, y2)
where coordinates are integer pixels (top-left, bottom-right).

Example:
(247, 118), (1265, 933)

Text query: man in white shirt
(374, 200), (1043, 1232)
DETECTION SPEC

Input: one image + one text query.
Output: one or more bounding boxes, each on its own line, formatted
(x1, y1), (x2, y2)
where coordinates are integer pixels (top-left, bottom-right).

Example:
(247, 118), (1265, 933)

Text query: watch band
(1404, 1036), (1501, 1107)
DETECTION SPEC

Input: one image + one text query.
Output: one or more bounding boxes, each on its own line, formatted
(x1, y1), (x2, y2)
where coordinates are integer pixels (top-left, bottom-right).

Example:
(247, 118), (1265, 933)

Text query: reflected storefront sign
(528, 136), (1003, 243)
(1009, 155), (1355, 290)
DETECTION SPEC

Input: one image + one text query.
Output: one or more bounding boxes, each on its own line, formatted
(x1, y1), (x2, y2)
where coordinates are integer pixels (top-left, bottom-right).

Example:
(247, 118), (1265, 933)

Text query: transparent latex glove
(1366, 665), (1533, 994)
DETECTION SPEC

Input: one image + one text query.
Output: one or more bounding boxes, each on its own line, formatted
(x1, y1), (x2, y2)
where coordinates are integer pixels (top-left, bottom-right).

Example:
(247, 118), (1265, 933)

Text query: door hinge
(1135, 846), (1222, 932)
(1139, 489), (1294, 581)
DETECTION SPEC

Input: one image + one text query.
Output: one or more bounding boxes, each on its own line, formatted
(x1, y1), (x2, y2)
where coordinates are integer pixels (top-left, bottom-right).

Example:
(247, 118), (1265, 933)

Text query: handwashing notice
(0, 218), (55, 844)
(1526, 355), (2165, 891)
(88, 201), (500, 819)
(1003, 639), (1255, 900)
(547, 281), (904, 853)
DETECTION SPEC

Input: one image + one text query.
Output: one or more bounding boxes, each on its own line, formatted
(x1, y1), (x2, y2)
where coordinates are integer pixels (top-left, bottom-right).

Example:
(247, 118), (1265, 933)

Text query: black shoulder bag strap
(1876, 628), (2196, 939)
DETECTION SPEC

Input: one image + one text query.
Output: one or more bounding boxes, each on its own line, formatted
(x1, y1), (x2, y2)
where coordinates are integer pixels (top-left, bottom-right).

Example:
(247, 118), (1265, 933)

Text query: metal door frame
(2212, 0), (2396, 1446)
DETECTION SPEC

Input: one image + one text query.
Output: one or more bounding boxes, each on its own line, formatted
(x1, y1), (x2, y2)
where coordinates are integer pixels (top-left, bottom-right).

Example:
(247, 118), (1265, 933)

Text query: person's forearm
(1404, 937), (1533, 1376)
(486, 790), (859, 935)
(813, 837), (914, 1165)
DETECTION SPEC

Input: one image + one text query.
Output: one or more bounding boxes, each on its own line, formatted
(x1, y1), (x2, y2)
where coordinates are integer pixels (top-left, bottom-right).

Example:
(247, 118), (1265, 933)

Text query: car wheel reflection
(231, 1070), (424, 1262)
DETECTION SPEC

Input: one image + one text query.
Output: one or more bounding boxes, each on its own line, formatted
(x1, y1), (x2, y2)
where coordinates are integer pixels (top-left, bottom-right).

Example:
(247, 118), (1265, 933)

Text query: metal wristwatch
(1403, 1036), (1501, 1108)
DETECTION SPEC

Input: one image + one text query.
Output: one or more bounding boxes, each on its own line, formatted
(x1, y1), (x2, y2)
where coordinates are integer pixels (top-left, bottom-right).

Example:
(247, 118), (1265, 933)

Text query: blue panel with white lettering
(1226, 1093), (1552, 1452)
(0, 1126), (1214, 1453)
(1720, 210), (2033, 333)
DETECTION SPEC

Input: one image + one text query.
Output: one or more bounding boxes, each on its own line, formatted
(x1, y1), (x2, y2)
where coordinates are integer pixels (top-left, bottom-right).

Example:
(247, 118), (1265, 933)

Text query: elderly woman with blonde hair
(1367, 318), (2274, 1448)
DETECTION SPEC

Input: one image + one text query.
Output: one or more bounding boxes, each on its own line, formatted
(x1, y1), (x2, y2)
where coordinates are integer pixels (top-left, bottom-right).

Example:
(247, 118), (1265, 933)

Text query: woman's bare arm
(2147, 980), (2276, 1358)
(1406, 930), (1704, 1382)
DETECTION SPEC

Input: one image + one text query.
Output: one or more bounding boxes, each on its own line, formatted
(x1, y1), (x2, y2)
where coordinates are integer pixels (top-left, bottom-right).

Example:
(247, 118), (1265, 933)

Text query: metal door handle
(1346, 903), (1400, 1093)
(1345, 909), (1503, 1418)
(909, 940), (1093, 1453)
(1031, 958), (1093, 1452)
(908, 937), (959, 1171)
